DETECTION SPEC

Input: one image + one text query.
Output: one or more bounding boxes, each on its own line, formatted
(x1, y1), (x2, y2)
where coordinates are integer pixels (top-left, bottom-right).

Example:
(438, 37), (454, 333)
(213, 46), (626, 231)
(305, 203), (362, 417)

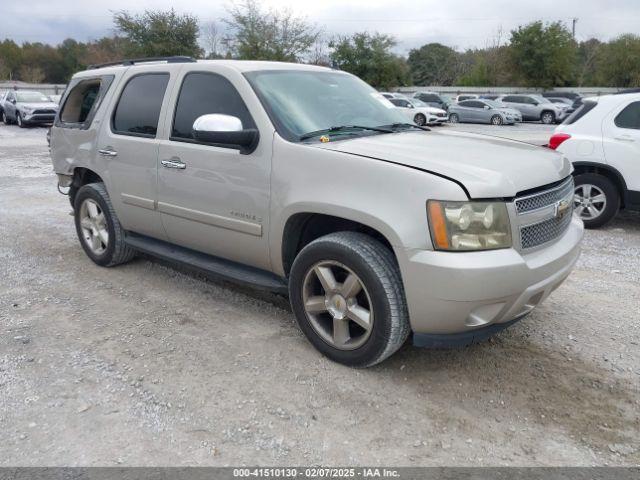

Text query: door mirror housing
(10, 98), (16, 104)
(483, 105), (491, 110)
(192, 114), (259, 154)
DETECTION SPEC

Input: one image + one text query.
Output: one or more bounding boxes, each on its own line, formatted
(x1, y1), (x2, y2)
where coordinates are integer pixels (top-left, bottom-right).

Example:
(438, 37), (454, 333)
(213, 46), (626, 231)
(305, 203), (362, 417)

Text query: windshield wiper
(299, 125), (394, 141)
(385, 123), (431, 132)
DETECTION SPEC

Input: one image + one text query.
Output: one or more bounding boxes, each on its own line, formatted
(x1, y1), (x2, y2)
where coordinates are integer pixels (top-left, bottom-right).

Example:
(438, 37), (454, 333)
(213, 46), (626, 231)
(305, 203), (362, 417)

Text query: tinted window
(417, 93), (440, 103)
(172, 72), (255, 140)
(390, 98), (410, 107)
(502, 96), (518, 103)
(112, 74), (169, 137)
(614, 102), (640, 130)
(563, 99), (598, 125)
(467, 101), (486, 108)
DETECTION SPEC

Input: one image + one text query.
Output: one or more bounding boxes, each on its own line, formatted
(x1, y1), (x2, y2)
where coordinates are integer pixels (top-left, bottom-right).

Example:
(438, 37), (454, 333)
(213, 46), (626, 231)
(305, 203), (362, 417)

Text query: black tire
(573, 173), (620, 229)
(490, 114), (503, 125)
(414, 113), (426, 126)
(540, 110), (555, 124)
(73, 182), (135, 267)
(16, 113), (26, 128)
(449, 113), (459, 123)
(289, 232), (410, 367)
(2, 110), (12, 125)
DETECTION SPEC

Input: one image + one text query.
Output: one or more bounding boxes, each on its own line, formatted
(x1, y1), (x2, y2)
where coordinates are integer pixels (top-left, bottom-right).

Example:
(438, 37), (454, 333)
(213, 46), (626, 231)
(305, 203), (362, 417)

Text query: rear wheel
(491, 114), (503, 125)
(74, 183), (135, 266)
(289, 232), (410, 367)
(449, 113), (459, 123)
(541, 111), (555, 124)
(2, 110), (12, 124)
(414, 113), (426, 126)
(573, 173), (620, 229)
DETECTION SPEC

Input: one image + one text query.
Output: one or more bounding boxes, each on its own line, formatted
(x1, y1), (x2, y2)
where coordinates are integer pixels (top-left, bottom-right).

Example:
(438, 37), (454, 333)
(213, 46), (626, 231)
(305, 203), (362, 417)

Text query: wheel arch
(70, 167), (104, 206)
(280, 211), (399, 278)
(572, 161), (627, 207)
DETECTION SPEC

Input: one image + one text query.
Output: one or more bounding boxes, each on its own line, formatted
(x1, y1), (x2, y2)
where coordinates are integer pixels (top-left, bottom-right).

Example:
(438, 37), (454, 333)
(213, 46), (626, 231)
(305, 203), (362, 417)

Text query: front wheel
(16, 113), (26, 128)
(414, 113), (426, 126)
(3, 110), (12, 124)
(289, 232), (410, 367)
(490, 114), (503, 125)
(573, 173), (620, 229)
(449, 113), (460, 123)
(541, 111), (555, 124)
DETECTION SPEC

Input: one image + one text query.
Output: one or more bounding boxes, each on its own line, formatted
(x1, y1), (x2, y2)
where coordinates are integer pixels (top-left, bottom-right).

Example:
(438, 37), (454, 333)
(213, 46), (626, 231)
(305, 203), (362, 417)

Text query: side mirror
(10, 98), (16, 104)
(192, 114), (259, 154)
(484, 105), (490, 110)
(408, 104), (415, 109)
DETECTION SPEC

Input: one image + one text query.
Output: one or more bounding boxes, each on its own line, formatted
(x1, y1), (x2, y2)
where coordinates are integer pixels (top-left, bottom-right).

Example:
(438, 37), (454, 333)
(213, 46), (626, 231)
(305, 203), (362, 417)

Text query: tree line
(1, 0), (639, 90)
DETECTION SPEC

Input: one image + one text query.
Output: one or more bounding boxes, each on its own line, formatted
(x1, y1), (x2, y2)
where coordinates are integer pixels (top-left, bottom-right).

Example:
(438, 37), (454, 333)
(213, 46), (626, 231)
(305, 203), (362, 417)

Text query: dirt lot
(1, 123), (638, 467)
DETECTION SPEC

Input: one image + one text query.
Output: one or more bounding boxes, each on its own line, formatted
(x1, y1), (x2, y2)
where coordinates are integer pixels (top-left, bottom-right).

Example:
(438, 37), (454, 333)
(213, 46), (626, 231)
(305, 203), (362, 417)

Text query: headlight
(427, 200), (512, 251)
(21, 106), (34, 113)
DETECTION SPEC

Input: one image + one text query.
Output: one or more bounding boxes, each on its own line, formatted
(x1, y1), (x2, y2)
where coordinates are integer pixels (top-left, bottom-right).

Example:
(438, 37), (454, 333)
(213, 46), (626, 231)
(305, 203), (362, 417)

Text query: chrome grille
(514, 176), (574, 250)
(520, 211), (573, 249)
(515, 177), (574, 214)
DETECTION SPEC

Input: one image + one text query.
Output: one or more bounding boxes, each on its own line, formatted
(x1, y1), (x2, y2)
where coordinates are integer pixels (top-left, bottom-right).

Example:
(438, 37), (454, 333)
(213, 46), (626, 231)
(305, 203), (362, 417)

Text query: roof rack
(87, 56), (196, 70)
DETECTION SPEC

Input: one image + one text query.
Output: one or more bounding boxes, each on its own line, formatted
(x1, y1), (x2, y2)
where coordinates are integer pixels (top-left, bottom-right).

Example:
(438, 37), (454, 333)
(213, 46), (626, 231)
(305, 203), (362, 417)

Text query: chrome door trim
(157, 202), (262, 237)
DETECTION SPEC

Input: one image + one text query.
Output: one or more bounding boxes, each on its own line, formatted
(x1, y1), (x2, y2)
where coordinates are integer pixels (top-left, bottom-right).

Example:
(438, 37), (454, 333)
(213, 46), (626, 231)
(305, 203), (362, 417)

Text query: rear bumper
(399, 215), (583, 335)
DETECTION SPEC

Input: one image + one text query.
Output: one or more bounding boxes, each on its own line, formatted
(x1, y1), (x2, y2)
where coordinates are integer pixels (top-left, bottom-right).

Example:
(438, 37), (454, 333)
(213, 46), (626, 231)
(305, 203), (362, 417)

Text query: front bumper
(22, 113), (56, 124)
(399, 215), (583, 335)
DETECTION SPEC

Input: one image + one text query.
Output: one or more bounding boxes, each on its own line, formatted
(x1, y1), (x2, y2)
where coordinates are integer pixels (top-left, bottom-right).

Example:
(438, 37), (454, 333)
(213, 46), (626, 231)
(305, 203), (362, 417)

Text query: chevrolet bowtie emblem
(554, 199), (571, 219)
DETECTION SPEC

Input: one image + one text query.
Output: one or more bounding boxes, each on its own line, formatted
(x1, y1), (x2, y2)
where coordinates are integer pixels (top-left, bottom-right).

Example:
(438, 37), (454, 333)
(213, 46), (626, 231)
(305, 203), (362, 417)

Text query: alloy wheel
(79, 198), (109, 254)
(449, 114), (459, 123)
(302, 260), (374, 350)
(541, 112), (554, 124)
(574, 184), (607, 220)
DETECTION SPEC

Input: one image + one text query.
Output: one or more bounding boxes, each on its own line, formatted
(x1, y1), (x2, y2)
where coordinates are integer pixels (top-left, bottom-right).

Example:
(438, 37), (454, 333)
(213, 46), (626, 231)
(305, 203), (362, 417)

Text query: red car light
(548, 133), (571, 150)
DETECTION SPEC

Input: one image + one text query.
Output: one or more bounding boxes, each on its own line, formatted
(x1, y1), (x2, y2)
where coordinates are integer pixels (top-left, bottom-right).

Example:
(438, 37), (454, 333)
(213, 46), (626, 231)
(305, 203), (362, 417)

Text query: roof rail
(87, 56), (196, 70)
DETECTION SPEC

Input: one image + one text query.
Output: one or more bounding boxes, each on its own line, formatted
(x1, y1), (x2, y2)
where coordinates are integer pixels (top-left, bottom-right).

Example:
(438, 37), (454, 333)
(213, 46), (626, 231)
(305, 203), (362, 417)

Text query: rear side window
(562, 100), (598, 125)
(390, 98), (410, 107)
(112, 73), (169, 137)
(58, 77), (113, 128)
(171, 72), (255, 141)
(614, 101), (640, 130)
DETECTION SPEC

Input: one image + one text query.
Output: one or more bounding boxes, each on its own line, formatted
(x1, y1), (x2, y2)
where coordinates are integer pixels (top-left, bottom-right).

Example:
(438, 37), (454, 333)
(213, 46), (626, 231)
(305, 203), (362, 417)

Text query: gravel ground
(0, 123), (638, 467)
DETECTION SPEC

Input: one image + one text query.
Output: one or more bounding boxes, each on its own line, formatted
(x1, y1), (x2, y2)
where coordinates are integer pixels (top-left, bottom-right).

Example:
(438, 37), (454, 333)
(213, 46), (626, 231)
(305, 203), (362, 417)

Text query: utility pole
(572, 18), (579, 39)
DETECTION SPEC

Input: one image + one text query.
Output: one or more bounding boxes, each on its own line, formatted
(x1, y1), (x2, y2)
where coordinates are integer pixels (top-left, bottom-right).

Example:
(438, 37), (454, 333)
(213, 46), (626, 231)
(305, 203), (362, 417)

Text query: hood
(17, 102), (59, 110)
(315, 130), (571, 198)
(499, 107), (521, 115)
(423, 106), (446, 115)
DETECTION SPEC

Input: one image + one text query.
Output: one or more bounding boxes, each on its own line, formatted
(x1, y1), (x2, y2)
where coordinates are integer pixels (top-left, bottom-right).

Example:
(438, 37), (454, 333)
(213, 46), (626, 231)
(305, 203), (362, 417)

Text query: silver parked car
(448, 99), (522, 125)
(50, 57), (583, 367)
(1, 90), (59, 127)
(498, 94), (566, 124)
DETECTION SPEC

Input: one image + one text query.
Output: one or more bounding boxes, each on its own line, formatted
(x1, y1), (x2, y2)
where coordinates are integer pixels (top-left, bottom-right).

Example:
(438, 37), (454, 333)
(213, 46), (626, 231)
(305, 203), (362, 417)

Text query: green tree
(407, 43), (460, 86)
(57, 38), (88, 80)
(223, 0), (320, 61)
(595, 34), (640, 87)
(329, 32), (409, 89)
(0, 39), (23, 80)
(509, 21), (576, 88)
(113, 9), (202, 58)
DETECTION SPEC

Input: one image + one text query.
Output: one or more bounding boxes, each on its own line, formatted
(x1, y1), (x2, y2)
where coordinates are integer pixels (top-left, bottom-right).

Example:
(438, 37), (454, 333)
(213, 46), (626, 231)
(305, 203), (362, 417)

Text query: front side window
(172, 72), (256, 140)
(112, 73), (169, 137)
(614, 102), (640, 130)
(245, 70), (407, 141)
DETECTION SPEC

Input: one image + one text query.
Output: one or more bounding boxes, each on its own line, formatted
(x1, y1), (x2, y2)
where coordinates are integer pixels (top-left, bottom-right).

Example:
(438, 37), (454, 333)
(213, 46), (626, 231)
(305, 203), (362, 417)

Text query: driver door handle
(615, 134), (635, 142)
(161, 158), (186, 170)
(98, 148), (118, 157)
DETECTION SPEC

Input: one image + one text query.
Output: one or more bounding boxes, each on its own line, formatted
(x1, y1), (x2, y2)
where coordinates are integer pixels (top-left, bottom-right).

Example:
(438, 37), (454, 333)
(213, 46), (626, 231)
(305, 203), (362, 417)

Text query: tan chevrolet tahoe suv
(50, 57), (584, 367)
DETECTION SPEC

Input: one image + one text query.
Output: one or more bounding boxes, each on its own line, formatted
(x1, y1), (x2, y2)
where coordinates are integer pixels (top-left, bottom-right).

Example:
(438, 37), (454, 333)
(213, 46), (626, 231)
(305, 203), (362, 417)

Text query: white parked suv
(550, 93), (640, 228)
(50, 57), (583, 367)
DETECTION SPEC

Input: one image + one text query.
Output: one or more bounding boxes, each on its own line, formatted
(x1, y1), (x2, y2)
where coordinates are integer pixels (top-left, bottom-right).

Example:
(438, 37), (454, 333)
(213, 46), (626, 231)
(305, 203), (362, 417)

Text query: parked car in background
(498, 94), (567, 124)
(548, 97), (573, 106)
(50, 57), (582, 367)
(387, 96), (447, 126)
(549, 92), (640, 228)
(454, 94), (478, 103)
(412, 91), (450, 111)
(480, 94), (501, 101)
(448, 99), (522, 125)
(1, 90), (59, 127)
(48, 94), (62, 104)
(542, 91), (581, 101)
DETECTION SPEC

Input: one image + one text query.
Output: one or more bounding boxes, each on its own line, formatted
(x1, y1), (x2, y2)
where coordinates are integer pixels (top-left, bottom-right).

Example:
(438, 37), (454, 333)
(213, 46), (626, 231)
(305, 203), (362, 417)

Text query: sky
(3, 0), (640, 54)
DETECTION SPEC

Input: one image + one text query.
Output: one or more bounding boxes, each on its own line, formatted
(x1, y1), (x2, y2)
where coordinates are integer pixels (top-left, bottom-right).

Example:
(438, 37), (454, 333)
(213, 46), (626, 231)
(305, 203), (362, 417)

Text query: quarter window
(59, 77), (112, 127)
(172, 72), (255, 141)
(614, 101), (640, 130)
(112, 73), (169, 137)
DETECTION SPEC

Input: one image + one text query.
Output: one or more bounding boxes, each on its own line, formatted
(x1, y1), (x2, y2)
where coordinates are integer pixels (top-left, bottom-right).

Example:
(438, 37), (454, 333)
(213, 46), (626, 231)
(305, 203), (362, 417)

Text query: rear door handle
(161, 158), (186, 170)
(615, 135), (635, 142)
(98, 148), (118, 157)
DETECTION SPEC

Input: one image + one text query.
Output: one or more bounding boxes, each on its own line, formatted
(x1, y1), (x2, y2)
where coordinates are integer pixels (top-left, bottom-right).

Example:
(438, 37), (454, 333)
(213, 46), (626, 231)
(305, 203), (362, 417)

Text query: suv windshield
(16, 91), (51, 103)
(245, 70), (407, 141)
